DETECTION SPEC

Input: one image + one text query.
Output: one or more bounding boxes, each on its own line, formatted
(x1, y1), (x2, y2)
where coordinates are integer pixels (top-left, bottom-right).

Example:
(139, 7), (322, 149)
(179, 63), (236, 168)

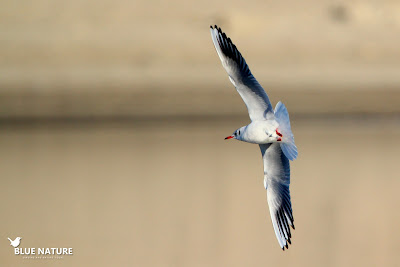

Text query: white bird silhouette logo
(8, 237), (22, 248)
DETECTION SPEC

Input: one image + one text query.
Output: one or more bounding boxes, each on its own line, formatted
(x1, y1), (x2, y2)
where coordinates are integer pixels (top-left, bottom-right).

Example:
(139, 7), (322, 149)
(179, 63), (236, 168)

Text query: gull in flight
(210, 25), (298, 250)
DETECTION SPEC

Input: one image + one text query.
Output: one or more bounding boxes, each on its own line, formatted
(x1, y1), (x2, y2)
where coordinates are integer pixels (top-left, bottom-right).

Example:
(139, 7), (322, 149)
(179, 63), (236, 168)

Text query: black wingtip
(210, 25), (221, 31)
(285, 244), (289, 249)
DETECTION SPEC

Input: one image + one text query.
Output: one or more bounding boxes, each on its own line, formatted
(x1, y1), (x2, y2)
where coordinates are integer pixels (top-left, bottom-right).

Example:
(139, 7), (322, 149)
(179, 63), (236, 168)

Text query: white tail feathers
(274, 101), (298, 161)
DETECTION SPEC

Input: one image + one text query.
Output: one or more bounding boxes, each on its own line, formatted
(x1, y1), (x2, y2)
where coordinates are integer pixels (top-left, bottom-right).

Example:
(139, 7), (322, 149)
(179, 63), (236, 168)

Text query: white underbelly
(242, 121), (278, 144)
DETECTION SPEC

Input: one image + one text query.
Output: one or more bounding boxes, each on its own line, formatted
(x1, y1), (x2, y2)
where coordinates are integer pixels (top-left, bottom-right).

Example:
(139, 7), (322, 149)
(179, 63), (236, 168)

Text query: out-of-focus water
(1, 117), (400, 267)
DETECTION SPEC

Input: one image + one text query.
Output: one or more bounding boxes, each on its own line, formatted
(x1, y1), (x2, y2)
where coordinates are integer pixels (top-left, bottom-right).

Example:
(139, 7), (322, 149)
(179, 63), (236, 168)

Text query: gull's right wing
(210, 25), (273, 121)
(260, 143), (295, 250)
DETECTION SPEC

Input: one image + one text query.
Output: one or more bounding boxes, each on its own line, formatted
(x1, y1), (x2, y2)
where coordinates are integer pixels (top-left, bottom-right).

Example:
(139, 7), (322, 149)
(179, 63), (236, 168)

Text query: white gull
(210, 25), (298, 250)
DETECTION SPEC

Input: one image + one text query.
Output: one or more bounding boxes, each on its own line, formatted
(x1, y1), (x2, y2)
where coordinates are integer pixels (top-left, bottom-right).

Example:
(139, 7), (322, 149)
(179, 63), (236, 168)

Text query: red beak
(224, 135), (234, 140)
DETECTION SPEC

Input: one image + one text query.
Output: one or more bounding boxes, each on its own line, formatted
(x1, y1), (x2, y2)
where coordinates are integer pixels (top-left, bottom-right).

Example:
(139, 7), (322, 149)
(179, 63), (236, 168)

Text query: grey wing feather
(210, 25), (273, 121)
(260, 143), (295, 250)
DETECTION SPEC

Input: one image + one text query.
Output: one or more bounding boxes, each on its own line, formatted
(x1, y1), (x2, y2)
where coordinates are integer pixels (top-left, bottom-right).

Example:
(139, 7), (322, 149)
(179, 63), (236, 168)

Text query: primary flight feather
(210, 25), (298, 250)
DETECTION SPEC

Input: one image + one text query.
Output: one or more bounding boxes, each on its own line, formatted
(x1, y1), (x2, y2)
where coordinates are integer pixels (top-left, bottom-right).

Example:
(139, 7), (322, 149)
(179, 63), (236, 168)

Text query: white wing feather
(260, 143), (295, 250)
(210, 25), (273, 121)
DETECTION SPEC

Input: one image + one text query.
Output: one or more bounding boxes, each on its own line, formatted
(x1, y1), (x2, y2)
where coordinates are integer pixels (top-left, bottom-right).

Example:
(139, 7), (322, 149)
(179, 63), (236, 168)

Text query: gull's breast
(243, 120), (278, 144)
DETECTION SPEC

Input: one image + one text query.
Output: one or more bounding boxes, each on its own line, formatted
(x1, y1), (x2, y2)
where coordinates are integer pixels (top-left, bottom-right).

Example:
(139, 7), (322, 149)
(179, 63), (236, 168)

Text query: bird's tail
(7, 237), (12, 242)
(275, 101), (298, 161)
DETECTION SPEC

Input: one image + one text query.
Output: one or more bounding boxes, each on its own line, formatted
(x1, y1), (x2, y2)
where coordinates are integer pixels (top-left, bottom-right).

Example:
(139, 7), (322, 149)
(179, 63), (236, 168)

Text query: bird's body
(210, 25), (298, 250)
(8, 237), (21, 248)
(234, 120), (279, 144)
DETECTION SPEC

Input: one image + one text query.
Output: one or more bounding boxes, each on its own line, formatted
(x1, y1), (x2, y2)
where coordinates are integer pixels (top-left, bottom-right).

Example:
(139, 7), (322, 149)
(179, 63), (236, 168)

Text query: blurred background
(1, 0), (400, 266)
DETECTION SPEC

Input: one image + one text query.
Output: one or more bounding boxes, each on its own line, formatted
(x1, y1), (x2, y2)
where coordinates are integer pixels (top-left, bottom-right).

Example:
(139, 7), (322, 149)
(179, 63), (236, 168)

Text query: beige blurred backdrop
(1, 0), (400, 266)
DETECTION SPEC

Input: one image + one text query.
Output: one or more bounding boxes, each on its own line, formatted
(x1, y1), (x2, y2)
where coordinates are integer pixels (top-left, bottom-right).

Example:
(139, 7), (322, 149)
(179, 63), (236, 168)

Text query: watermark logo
(7, 236), (73, 260)
(8, 237), (22, 248)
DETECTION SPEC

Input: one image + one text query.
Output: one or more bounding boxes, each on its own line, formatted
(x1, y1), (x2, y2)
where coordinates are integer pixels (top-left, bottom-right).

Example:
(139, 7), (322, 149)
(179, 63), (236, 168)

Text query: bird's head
(16, 237), (21, 241)
(225, 126), (245, 141)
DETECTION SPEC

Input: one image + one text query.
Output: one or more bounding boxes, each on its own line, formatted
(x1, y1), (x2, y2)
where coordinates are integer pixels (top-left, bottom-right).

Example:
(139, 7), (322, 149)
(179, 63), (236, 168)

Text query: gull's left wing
(210, 25), (273, 121)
